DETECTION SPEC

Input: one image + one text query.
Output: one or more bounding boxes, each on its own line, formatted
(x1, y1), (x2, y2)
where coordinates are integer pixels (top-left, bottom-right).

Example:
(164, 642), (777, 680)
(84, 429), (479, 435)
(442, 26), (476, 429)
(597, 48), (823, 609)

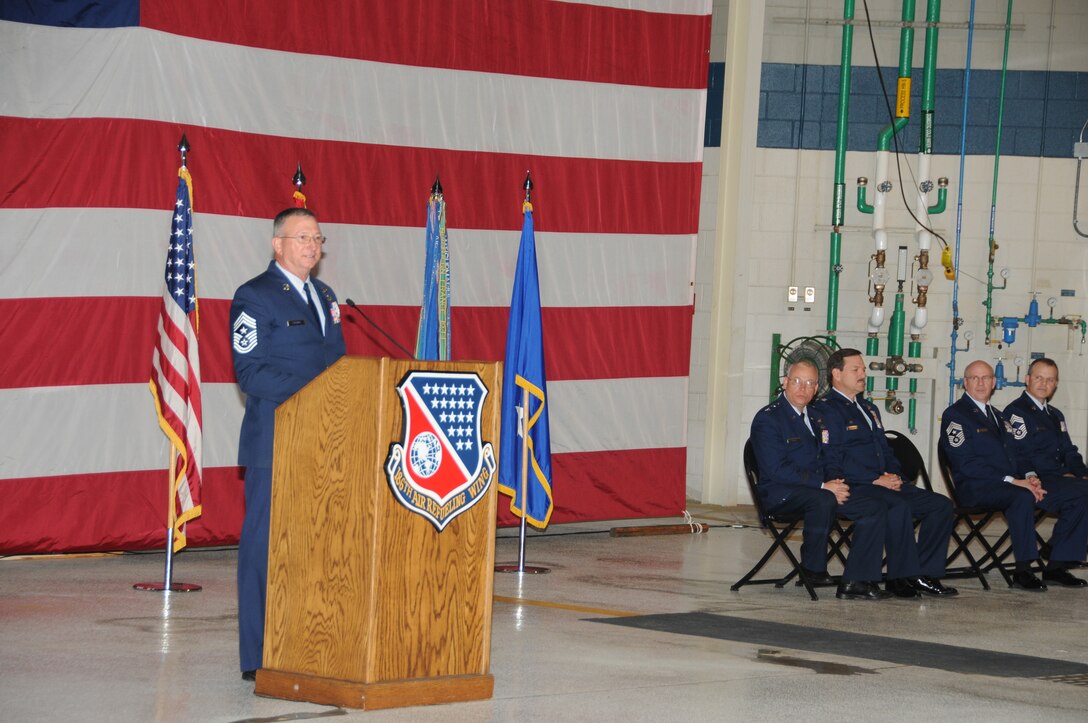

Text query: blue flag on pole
(498, 202), (553, 528)
(415, 190), (450, 360)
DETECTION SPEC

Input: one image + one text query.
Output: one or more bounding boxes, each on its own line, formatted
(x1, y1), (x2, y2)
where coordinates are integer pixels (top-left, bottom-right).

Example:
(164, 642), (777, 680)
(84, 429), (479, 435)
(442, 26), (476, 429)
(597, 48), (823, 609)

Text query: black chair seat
(731, 439), (851, 601)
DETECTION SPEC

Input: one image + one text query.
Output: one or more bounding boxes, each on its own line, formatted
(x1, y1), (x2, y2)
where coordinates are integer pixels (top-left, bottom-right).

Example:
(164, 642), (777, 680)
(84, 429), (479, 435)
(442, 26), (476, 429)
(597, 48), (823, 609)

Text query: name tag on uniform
(786, 437), (801, 443)
(976, 427), (989, 433)
(287, 319), (306, 326)
(846, 424), (859, 431)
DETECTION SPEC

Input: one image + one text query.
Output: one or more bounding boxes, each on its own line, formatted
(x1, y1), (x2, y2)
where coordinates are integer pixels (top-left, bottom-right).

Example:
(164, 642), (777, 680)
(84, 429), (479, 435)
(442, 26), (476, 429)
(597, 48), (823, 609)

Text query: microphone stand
(343, 298), (416, 359)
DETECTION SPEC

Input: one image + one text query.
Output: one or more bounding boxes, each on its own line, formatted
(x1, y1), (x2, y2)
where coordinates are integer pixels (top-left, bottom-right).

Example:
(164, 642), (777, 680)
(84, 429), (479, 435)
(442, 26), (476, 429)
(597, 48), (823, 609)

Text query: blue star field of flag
(165, 178), (196, 313)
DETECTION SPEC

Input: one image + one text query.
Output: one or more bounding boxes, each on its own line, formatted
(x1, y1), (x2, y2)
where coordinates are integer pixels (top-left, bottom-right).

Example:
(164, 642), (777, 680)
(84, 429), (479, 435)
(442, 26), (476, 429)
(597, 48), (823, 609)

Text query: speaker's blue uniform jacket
(811, 390), (953, 579)
(230, 261), (346, 672)
(1004, 392), (1088, 479)
(232, 261), (347, 469)
(750, 395), (886, 581)
(940, 394), (1088, 565)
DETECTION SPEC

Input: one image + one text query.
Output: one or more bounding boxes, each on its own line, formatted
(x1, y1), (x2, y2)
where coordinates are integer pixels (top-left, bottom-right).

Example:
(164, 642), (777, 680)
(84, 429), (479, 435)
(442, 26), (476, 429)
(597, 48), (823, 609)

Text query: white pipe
(867, 306), (885, 333)
(910, 306), (928, 335)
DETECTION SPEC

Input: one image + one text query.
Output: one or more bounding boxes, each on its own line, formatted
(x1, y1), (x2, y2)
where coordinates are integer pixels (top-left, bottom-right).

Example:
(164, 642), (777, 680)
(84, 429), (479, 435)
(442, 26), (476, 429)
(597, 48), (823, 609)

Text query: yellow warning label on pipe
(896, 77), (911, 117)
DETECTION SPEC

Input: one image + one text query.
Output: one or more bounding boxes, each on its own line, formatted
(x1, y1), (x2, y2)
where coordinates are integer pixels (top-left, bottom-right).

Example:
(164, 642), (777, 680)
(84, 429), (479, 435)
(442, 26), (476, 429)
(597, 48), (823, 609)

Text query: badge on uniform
(329, 301), (341, 325)
(233, 311), (258, 353)
(1009, 413), (1027, 440)
(945, 421), (965, 448)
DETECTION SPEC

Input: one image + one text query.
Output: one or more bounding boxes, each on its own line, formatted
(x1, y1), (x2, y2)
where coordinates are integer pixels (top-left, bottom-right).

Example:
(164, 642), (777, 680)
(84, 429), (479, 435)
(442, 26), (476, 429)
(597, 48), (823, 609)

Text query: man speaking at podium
(230, 208), (347, 680)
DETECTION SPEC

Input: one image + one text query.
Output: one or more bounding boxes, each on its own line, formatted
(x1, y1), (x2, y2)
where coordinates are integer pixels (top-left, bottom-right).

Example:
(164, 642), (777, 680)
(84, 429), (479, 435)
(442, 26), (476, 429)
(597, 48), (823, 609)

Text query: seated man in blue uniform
(750, 359), (890, 600)
(230, 207), (347, 680)
(811, 348), (957, 598)
(1004, 358), (1088, 484)
(940, 359), (1088, 590)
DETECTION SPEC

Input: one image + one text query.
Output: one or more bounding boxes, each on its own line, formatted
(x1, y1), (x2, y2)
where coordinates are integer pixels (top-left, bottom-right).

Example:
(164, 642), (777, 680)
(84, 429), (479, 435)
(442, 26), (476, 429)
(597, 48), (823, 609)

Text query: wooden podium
(255, 356), (500, 710)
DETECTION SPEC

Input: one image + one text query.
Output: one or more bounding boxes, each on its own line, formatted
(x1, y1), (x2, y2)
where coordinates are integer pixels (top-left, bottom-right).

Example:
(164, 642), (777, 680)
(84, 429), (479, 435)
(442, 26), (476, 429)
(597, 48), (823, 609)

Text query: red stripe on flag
(0, 466), (243, 555)
(140, 0), (711, 89)
(0, 298), (693, 388)
(0, 117), (701, 235)
(0, 447), (683, 552)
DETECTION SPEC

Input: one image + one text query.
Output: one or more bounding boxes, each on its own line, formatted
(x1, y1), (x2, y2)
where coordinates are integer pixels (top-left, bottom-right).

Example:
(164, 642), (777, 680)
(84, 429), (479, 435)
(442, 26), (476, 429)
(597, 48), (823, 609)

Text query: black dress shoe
(241, 670), (257, 682)
(1042, 568), (1088, 587)
(1011, 570), (1048, 591)
(884, 578), (920, 598)
(799, 568), (837, 587)
(836, 581), (891, 600)
(909, 576), (959, 597)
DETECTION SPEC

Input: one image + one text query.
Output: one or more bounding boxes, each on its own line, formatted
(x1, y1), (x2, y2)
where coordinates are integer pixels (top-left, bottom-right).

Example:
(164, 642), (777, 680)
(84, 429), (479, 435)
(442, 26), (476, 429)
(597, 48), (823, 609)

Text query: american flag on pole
(0, 1), (707, 552)
(149, 166), (203, 552)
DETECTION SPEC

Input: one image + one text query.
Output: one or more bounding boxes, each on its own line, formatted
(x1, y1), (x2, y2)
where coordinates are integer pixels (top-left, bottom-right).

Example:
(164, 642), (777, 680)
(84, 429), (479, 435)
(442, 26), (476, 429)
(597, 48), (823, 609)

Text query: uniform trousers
(962, 476), (1088, 563)
(238, 466), (272, 673)
(845, 484), (954, 579)
(765, 487), (886, 582)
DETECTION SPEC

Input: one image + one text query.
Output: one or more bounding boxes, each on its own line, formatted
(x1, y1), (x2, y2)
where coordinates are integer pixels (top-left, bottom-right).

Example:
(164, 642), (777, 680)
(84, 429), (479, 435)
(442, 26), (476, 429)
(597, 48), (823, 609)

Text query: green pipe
(884, 292), (905, 396)
(857, 184), (874, 214)
(865, 335), (878, 393)
(888, 292), (905, 359)
(984, 0), (1015, 344)
(876, 0), (915, 151)
(908, 338), (921, 432)
(928, 185), (947, 214)
(877, 117), (910, 152)
(909, 0), (941, 434)
(769, 333), (782, 403)
(826, 0), (856, 341)
(919, 0), (940, 156)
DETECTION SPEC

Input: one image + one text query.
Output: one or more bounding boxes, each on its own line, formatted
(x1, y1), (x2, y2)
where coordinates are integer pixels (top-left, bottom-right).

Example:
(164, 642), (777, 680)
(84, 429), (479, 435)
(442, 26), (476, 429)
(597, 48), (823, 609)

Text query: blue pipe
(948, 0), (978, 405)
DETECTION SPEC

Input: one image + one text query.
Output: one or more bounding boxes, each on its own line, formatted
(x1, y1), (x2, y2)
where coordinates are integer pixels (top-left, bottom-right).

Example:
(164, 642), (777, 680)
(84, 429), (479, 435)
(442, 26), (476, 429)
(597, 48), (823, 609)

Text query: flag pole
(496, 386), (548, 573)
(135, 135), (202, 593)
(496, 173), (549, 575)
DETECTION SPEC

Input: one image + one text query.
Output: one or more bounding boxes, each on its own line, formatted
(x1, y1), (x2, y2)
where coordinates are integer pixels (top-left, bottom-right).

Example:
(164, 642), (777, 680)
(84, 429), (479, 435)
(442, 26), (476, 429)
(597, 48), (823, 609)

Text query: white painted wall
(690, 0), (1088, 504)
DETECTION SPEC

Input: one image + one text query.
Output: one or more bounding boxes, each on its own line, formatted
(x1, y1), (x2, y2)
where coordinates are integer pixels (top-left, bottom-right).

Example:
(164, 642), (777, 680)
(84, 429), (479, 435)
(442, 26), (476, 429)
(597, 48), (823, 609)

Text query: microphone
(343, 298), (417, 360)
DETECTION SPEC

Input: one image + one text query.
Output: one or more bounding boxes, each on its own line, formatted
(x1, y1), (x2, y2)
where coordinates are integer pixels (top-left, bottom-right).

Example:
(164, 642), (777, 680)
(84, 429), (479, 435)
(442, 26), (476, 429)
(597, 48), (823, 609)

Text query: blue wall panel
(704, 62), (1088, 159)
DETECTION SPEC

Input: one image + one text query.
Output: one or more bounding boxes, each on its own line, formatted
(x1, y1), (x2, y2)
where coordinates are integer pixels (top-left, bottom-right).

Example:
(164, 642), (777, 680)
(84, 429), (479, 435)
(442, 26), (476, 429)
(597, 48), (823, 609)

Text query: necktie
(305, 282), (324, 334)
(801, 411), (814, 436)
(986, 405), (1000, 430)
(856, 399), (872, 429)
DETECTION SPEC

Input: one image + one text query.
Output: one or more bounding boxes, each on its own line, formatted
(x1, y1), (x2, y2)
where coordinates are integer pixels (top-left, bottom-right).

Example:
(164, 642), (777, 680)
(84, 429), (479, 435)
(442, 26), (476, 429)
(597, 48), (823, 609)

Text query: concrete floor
(2, 505), (1087, 722)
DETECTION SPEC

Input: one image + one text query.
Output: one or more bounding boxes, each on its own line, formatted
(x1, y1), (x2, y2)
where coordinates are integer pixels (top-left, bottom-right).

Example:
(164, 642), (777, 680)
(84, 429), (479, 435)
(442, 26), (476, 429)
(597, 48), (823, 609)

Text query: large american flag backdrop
(0, 0), (710, 553)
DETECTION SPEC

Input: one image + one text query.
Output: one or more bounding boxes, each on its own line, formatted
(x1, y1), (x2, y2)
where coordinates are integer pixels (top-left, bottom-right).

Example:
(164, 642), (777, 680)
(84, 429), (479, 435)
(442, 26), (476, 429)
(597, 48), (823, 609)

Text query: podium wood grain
(257, 357), (500, 709)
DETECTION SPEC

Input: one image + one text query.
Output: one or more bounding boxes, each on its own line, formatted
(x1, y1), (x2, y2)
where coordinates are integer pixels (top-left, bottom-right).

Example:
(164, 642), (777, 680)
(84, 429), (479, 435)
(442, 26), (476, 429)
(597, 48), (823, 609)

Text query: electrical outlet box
(804, 287), (816, 303)
(1075, 142), (1088, 159)
(788, 286), (799, 303)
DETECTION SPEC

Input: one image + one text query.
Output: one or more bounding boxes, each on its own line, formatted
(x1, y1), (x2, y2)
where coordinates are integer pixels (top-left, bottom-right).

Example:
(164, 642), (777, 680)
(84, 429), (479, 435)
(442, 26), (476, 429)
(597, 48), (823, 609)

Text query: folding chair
(884, 429), (932, 493)
(936, 446), (1014, 589)
(731, 439), (849, 601)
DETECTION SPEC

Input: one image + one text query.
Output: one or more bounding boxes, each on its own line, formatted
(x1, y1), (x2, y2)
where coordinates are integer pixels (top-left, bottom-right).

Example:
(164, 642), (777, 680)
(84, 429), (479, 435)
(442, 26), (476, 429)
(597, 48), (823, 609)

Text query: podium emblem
(386, 371), (496, 531)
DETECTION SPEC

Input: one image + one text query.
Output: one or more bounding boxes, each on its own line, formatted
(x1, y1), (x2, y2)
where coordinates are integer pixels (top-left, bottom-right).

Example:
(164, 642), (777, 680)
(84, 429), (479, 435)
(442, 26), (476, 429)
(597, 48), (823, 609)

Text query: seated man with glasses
(811, 348), (957, 599)
(940, 359), (1088, 590)
(750, 359), (890, 599)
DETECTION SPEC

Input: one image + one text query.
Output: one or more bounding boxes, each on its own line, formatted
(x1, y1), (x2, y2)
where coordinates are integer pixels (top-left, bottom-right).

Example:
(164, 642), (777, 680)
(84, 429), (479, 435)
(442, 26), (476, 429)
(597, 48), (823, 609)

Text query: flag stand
(135, 452), (202, 592)
(495, 387), (549, 574)
(137, 136), (203, 593)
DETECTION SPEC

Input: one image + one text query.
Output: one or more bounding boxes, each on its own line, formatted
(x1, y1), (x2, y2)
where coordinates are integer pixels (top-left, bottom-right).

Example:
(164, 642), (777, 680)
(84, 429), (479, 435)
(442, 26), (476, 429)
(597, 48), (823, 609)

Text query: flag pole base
(494, 564), (550, 574)
(133, 582), (202, 592)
